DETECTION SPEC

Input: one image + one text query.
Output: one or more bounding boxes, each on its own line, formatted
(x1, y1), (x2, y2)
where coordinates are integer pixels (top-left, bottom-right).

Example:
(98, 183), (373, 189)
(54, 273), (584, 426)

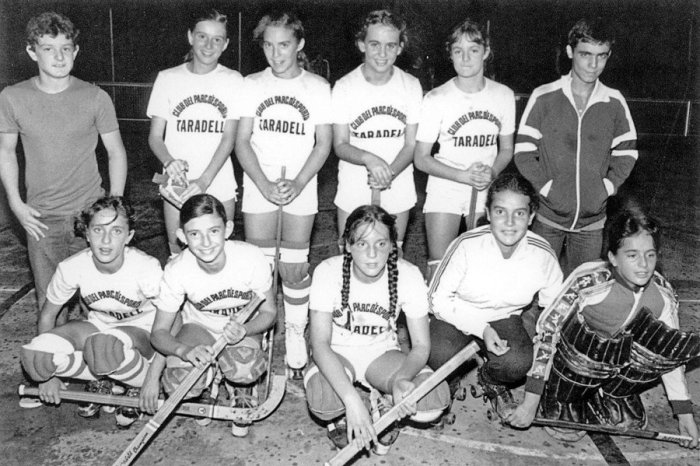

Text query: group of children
(7, 6), (698, 457)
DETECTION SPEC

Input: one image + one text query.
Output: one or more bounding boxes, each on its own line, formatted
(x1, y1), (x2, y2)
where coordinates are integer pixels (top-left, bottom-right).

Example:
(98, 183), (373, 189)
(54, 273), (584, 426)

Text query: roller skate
(77, 379), (114, 418)
(475, 366), (517, 422)
(369, 389), (400, 455)
(115, 387), (143, 429)
(284, 321), (307, 381)
(227, 382), (258, 437)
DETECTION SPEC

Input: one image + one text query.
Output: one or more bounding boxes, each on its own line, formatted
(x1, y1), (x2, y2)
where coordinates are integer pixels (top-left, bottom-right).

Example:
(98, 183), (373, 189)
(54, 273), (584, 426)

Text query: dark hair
(568, 18), (615, 49)
(486, 172), (539, 214)
(184, 9), (228, 62)
(341, 205), (399, 319)
(606, 207), (660, 255)
(445, 19), (489, 57)
(179, 193), (227, 227)
(355, 10), (407, 46)
(26, 12), (79, 48)
(75, 196), (134, 237)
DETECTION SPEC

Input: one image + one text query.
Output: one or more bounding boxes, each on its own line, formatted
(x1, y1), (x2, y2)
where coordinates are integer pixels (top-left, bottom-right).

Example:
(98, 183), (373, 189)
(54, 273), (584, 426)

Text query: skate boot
(285, 321), (307, 380)
(477, 366), (517, 422)
(227, 382), (257, 437)
(327, 417), (349, 450)
(115, 387), (143, 429)
(370, 390), (400, 455)
(77, 379), (113, 418)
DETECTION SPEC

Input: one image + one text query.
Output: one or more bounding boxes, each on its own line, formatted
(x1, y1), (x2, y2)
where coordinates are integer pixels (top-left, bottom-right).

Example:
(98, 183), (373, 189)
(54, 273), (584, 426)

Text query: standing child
(235, 12), (332, 377)
(150, 194), (277, 436)
(0, 12), (127, 323)
(428, 173), (562, 421)
(305, 205), (450, 454)
(20, 196), (162, 429)
(414, 19), (515, 279)
(147, 9), (242, 256)
(332, 10), (423, 248)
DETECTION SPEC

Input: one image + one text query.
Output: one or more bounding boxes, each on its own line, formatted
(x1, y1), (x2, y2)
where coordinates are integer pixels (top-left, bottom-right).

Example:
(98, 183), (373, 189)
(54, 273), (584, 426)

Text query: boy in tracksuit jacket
(514, 18), (637, 276)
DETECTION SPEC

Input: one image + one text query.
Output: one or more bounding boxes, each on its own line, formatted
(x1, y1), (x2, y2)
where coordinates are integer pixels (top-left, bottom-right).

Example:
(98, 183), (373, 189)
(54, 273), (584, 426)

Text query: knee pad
(83, 330), (129, 376)
(218, 339), (267, 385)
(21, 333), (74, 382)
(162, 356), (213, 399)
(304, 364), (351, 421)
(410, 369), (451, 423)
(279, 241), (310, 284)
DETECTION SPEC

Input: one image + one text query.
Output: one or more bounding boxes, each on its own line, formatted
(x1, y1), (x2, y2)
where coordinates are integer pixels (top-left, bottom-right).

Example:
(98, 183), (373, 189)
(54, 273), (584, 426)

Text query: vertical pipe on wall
(684, 100), (690, 137)
(109, 8), (115, 82)
(238, 11), (242, 72)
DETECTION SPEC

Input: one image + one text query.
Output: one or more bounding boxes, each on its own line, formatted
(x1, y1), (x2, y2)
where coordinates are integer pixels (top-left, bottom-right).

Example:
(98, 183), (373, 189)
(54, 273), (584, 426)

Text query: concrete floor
(1, 135), (699, 465)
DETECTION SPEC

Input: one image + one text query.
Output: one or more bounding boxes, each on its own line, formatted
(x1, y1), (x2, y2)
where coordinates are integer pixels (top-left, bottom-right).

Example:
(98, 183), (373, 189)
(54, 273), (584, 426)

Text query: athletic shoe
(284, 321), (308, 371)
(77, 379), (113, 418)
(19, 396), (43, 409)
(326, 417), (349, 450)
(115, 387), (142, 429)
(370, 390), (400, 455)
(228, 383), (257, 437)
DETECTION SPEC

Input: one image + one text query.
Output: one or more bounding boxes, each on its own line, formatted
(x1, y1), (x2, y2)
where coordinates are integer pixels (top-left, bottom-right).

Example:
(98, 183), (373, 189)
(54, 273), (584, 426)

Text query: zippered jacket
(515, 74), (637, 230)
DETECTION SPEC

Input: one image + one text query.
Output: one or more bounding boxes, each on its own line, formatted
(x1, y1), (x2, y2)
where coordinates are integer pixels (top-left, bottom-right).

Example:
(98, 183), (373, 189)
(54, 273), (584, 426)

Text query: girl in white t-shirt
(147, 10), (243, 256)
(414, 19), (516, 279)
(305, 205), (449, 455)
(332, 10), (422, 247)
(20, 196), (163, 428)
(235, 12), (332, 376)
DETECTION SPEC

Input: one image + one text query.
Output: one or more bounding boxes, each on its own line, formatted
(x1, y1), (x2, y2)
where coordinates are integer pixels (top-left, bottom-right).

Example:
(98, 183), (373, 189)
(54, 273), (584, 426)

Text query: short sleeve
(405, 77), (424, 125)
(416, 92), (441, 143)
(399, 263), (429, 319)
(152, 264), (186, 313)
(309, 260), (337, 313)
(331, 79), (351, 125)
(94, 88), (119, 134)
(45, 262), (80, 306)
(0, 90), (19, 133)
(139, 257), (164, 300)
(146, 72), (169, 119)
(314, 80), (333, 125)
(246, 246), (273, 296)
(238, 78), (258, 119)
(500, 88), (516, 136)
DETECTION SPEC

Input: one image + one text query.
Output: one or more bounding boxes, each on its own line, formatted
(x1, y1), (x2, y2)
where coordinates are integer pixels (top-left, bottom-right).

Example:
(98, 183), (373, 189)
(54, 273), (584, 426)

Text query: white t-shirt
(239, 68), (332, 178)
(147, 63), (243, 200)
(417, 78), (515, 196)
(332, 66), (422, 212)
(310, 255), (428, 349)
(46, 247), (162, 327)
(429, 226), (563, 337)
(154, 241), (272, 334)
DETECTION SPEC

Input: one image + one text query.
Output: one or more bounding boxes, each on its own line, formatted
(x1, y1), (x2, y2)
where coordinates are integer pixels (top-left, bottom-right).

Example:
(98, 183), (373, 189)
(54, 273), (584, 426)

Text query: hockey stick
(467, 187), (478, 230)
(325, 341), (480, 466)
(19, 375), (285, 423)
(113, 294), (263, 466)
(266, 166), (286, 396)
(532, 418), (693, 444)
(370, 187), (381, 206)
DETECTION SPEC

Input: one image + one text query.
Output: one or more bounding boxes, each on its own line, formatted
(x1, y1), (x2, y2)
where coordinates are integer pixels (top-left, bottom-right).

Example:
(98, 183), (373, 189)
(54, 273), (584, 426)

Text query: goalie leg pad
(162, 356), (213, 399)
(218, 337), (267, 385)
(409, 368), (451, 423)
(83, 331), (126, 376)
(21, 333), (93, 382)
(304, 362), (353, 421)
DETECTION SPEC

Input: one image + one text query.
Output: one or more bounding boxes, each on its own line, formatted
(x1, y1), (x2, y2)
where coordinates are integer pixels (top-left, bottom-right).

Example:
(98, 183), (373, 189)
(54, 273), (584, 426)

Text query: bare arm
(0, 132), (47, 240)
(413, 141), (488, 188)
(234, 117), (282, 204)
(333, 123), (392, 188)
(491, 133), (514, 177)
(148, 117), (188, 185)
(100, 130), (127, 196)
(37, 301), (65, 334)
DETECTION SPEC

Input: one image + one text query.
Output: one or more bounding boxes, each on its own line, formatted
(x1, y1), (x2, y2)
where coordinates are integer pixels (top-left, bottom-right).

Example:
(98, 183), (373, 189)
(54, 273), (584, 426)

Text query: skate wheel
(231, 422), (250, 437)
(431, 418), (445, 431)
(286, 367), (304, 381)
(454, 387), (467, 401)
(486, 409), (494, 421)
(470, 385), (483, 398)
(444, 412), (456, 425)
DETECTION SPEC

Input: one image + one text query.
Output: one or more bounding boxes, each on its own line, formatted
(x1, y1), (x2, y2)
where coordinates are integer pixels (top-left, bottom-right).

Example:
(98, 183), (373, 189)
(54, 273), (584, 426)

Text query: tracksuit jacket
(515, 73), (638, 231)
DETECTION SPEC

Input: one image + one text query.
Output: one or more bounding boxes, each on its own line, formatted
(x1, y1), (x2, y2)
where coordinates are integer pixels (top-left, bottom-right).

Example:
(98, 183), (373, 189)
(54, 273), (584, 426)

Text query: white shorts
(86, 311), (155, 334)
(241, 163), (318, 215)
(331, 338), (400, 388)
(334, 165), (417, 214)
(423, 175), (487, 216)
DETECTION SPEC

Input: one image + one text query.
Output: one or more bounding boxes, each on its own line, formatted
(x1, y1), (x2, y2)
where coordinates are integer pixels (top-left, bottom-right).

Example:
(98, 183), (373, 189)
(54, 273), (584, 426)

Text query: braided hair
(340, 205), (399, 319)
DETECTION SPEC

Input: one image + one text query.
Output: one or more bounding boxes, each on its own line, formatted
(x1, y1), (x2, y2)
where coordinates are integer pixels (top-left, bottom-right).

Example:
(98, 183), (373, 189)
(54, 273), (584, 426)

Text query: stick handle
(113, 295), (263, 466)
(467, 186), (478, 230)
(325, 341), (480, 466)
(533, 418), (692, 443)
(370, 188), (381, 206)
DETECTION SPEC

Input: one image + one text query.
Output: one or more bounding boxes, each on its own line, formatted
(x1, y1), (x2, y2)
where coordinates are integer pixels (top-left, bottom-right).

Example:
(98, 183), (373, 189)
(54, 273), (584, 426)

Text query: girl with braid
(304, 205), (449, 455)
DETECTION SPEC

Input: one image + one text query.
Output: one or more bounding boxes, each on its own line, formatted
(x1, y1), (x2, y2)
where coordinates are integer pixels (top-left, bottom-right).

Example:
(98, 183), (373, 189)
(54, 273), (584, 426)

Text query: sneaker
(228, 383), (257, 437)
(284, 321), (308, 371)
(327, 417), (349, 450)
(102, 383), (124, 414)
(115, 387), (142, 429)
(370, 390), (400, 455)
(194, 387), (218, 427)
(77, 379), (113, 418)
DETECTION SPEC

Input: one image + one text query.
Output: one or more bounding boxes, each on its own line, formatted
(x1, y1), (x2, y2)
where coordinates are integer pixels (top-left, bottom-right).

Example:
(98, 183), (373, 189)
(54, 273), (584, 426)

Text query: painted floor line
(402, 427), (606, 462)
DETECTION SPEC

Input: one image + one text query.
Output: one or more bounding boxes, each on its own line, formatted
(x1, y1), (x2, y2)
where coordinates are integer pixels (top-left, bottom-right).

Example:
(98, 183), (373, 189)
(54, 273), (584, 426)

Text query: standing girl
(147, 9), (242, 256)
(305, 205), (449, 454)
(235, 12), (332, 377)
(414, 19), (515, 279)
(150, 194), (277, 436)
(20, 196), (163, 429)
(332, 10), (423, 248)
